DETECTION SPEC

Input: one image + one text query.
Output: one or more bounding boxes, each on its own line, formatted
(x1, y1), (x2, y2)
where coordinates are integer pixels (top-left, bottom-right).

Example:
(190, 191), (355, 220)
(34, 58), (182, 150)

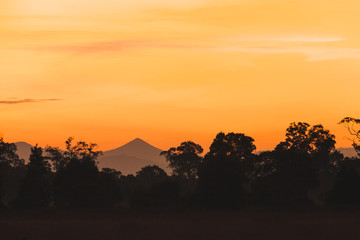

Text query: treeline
(1, 117), (360, 210)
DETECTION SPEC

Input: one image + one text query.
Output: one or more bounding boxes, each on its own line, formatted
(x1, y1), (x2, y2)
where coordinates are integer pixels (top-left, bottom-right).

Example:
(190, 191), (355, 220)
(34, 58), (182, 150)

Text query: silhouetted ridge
(98, 138), (167, 174)
(108, 138), (162, 154)
(15, 142), (32, 162)
(337, 147), (358, 158)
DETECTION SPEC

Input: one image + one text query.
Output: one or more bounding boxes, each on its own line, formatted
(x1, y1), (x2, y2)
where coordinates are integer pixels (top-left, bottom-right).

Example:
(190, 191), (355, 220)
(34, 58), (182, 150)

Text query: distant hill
(337, 147), (358, 158)
(98, 138), (169, 175)
(13, 138), (168, 175)
(15, 142), (32, 162)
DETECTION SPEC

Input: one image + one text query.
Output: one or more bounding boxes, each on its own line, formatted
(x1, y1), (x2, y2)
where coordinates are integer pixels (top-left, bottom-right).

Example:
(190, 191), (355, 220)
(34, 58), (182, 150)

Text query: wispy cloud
(29, 38), (360, 61)
(32, 40), (195, 54)
(224, 35), (345, 43)
(210, 46), (360, 61)
(0, 99), (63, 104)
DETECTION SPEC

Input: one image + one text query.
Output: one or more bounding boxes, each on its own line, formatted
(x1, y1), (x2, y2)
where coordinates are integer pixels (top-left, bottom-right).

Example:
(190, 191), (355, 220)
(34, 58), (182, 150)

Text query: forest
(1, 117), (360, 211)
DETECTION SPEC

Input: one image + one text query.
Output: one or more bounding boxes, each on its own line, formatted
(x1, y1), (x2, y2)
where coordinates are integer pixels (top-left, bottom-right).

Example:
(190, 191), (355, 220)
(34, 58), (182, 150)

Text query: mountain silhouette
(98, 138), (168, 175)
(337, 147), (358, 158)
(15, 142), (33, 162)
(13, 139), (168, 174)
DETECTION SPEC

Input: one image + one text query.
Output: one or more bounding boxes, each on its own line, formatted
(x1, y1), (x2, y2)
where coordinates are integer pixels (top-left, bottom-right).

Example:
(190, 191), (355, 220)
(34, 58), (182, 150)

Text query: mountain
(12, 138), (168, 174)
(98, 138), (169, 175)
(15, 142), (33, 162)
(337, 147), (358, 158)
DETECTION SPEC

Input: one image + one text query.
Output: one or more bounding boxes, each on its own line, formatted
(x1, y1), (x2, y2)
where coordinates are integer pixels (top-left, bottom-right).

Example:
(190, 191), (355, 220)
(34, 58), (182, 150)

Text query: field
(1, 210), (360, 240)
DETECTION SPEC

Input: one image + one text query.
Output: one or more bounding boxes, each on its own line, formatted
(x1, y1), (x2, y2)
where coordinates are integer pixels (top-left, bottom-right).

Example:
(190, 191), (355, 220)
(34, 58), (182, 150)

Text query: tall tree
(270, 122), (338, 204)
(0, 139), (25, 206)
(16, 145), (51, 208)
(198, 132), (256, 207)
(161, 141), (203, 181)
(0, 138), (24, 168)
(339, 117), (360, 156)
(48, 137), (103, 208)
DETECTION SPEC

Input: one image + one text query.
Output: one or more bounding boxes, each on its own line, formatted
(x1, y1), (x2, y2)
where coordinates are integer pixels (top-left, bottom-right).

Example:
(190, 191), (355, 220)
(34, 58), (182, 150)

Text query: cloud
(224, 35), (344, 43)
(210, 46), (360, 61)
(0, 99), (63, 104)
(32, 40), (195, 54)
(29, 38), (360, 61)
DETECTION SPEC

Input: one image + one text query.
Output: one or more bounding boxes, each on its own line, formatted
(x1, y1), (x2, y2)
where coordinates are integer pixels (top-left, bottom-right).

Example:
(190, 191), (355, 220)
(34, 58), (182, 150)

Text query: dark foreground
(1, 210), (360, 240)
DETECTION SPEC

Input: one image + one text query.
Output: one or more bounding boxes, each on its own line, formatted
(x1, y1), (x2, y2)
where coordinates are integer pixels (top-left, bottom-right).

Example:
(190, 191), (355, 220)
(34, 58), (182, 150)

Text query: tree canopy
(161, 141), (203, 181)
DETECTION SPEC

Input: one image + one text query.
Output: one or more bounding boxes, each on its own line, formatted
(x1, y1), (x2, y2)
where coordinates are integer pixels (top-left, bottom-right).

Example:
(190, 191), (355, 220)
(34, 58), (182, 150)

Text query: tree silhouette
(0, 139), (25, 206)
(268, 122), (338, 204)
(131, 165), (179, 207)
(99, 168), (123, 207)
(161, 141), (203, 181)
(136, 165), (168, 185)
(0, 138), (24, 168)
(16, 145), (52, 208)
(48, 137), (103, 208)
(2, 119), (360, 210)
(45, 146), (66, 172)
(328, 157), (360, 204)
(339, 117), (360, 156)
(207, 132), (256, 160)
(275, 123), (336, 155)
(198, 132), (256, 207)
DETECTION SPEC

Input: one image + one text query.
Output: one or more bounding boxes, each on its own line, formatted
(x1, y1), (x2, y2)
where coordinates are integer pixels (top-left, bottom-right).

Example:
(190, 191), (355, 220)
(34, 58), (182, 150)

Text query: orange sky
(1, 0), (360, 151)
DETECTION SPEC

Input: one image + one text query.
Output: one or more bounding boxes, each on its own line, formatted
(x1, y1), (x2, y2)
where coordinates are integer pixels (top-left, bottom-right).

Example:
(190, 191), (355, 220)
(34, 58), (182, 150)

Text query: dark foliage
(198, 132), (256, 207)
(15, 145), (52, 208)
(328, 157), (360, 204)
(129, 165), (181, 207)
(2, 117), (360, 211)
(161, 141), (203, 181)
(252, 122), (339, 205)
(0, 139), (25, 207)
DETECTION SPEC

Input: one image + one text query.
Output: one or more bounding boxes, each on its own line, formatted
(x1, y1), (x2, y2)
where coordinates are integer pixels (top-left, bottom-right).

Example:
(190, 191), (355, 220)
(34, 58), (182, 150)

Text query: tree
(98, 168), (123, 207)
(48, 137), (103, 208)
(102, 168), (122, 180)
(328, 157), (360, 204)
(136, 165), (168, 185)
(45, 146), (66, 172)
(0, 138), (24, 168)
(339, 117), (360, 156)
(161, 141), (203, 181)
(270, 122), (338, 204)
(275, 122), (336, 156)
(16, 145), (51, 208)
(207, 132), (256, 160)
(198, 132), (256, 207)
(129, 165), (180, 208)
(0, 139), (25, 206)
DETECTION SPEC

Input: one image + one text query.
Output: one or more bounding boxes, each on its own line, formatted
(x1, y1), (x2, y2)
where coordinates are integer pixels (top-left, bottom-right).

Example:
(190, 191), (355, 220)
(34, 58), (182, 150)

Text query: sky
(1, 0), (360, 151)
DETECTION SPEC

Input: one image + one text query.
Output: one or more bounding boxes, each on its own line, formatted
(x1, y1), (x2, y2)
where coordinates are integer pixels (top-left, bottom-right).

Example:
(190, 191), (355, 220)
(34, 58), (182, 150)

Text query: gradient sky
(1, 0), (360, 151)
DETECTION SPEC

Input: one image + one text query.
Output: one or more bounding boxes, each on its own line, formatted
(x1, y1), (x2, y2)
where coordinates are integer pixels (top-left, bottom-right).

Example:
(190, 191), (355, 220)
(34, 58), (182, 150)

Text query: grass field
(1, 210), (360, 240)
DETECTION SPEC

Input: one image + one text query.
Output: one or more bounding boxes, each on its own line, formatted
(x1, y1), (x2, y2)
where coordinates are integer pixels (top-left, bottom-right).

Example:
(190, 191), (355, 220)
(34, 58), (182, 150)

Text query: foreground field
(1, 210), (360, 240)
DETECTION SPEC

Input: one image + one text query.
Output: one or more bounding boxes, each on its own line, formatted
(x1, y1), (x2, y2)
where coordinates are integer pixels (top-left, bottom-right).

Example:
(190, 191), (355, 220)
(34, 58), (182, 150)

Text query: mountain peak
(123, 138), (157, 148)
(106, 138), (162, 155)
(99, 138), (167, 174)
(129, 138), (147, 144)
(15, 141), (32, 146)
(14, 142), (33, 162)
